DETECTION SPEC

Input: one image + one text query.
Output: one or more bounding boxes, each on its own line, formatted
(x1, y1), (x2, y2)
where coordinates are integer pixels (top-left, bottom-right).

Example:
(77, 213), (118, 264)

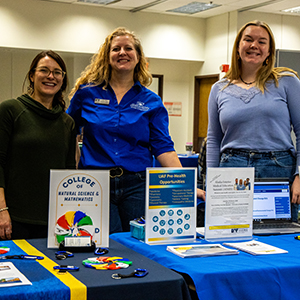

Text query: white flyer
(47, 170), (109, 248)
(223, 240), (288, 255)
(205, 167), (254, 241)
(0, 262), (32, 288)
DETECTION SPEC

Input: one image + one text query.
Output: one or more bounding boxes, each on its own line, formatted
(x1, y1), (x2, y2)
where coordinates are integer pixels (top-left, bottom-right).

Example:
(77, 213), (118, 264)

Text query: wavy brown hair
(23, 50), (68, 110)
(225, 20), (298, 92)
(69, 27), (152, 99)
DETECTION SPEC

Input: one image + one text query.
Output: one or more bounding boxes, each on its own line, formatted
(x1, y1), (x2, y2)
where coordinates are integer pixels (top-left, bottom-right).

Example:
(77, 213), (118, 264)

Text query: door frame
(152, 74), (164, 100)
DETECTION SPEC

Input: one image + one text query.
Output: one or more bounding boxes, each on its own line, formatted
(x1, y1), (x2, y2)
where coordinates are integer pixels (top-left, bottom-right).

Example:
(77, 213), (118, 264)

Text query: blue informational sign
(145, 168), (197, 245)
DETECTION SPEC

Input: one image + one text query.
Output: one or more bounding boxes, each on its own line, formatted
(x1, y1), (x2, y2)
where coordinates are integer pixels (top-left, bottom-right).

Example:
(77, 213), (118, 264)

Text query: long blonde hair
(69, 27), (152, 99)
(225, 20), (298, 92)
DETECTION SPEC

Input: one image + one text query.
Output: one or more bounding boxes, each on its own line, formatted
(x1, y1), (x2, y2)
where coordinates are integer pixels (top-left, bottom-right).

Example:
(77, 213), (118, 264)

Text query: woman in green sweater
(0, 50), (76, 240)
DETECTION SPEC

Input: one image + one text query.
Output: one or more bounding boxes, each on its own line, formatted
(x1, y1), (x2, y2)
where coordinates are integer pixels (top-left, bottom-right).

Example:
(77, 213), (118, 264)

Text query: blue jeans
(220, 149), (299, 222)
(110, 171), (146, 234)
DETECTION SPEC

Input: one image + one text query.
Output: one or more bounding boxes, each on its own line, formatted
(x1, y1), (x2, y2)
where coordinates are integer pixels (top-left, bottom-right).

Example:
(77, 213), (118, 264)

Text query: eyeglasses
(35, 67), (66, 79)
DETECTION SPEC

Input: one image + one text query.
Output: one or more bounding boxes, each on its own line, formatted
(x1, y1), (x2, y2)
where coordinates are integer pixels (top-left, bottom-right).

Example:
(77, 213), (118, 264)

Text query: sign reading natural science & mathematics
(47, 170), (109, 248)
(145, 167), (197, 245)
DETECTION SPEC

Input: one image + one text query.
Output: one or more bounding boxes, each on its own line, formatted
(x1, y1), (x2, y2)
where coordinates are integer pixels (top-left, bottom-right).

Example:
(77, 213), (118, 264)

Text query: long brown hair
(24, 50), (68, 110)
(225, 20), (298, 92)
(69, 27), (152, 99)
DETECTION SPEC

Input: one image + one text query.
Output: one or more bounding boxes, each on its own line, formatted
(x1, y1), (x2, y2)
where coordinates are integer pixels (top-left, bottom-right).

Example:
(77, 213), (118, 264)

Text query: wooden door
(193, 75), (219, 153)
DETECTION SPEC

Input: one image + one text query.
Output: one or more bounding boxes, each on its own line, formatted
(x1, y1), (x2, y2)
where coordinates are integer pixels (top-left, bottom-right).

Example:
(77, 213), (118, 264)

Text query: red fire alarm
(220, 64), (229, 72)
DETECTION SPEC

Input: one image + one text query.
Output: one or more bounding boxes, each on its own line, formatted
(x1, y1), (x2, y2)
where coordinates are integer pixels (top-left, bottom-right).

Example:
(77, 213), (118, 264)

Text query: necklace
(239, 76), (255, 87)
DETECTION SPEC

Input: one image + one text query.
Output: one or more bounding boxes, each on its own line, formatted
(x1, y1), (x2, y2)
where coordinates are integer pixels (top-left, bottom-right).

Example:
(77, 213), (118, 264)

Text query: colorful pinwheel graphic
(55, 211), (94, 243)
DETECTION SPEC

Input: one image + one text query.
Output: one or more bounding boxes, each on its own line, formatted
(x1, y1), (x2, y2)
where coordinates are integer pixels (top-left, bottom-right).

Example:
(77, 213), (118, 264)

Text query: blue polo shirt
(67, 81), (175, 172)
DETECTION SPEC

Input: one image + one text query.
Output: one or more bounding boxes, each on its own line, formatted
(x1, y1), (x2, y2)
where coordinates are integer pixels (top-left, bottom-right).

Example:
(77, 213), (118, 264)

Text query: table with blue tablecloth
(110, 232), (300, 300)
(0, 238), (191, 300)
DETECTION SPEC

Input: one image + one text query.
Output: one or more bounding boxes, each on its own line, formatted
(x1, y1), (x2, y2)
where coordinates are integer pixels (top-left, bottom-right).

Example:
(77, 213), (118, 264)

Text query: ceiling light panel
(167, 1), (221, 14)
(130, 0), (167, 12)
(282, 6), (300, 14)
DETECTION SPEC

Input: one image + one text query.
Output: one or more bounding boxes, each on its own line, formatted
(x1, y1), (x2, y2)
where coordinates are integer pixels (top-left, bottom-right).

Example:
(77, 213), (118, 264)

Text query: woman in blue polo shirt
(67, 27), (204, 233)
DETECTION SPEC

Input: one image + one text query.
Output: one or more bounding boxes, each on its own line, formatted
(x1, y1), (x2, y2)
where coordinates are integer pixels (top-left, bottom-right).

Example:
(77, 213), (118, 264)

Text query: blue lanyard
(53, 265), (79, 271)
(94, 247), (109, 255)
(0, 255), (44, 260)
(112, 268), (148, 279)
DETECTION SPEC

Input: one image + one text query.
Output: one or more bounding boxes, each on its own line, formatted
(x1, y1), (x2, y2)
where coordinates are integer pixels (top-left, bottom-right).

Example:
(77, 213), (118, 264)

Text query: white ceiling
(40, 0), (300, 18)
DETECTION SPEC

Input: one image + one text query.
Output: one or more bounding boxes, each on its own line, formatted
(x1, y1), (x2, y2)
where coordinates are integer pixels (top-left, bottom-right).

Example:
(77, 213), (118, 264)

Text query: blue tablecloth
(0, 238), (191, 300)
(110, 232), (300, 300)
(0, 240), (69, 300)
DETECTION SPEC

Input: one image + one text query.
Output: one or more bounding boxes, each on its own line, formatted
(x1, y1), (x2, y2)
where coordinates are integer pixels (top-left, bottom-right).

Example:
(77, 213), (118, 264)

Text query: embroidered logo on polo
(94, 98), (110, 105)
(130, 101), (149, 111)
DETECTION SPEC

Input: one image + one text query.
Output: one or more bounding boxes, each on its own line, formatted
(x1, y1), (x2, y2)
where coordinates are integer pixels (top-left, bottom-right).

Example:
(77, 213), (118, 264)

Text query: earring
(27, 85), (34, 95)
(264, 58), (269, 65)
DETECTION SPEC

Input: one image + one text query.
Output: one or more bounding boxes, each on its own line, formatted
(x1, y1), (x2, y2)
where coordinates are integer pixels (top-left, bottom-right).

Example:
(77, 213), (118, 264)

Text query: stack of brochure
(166, 244), (239, 258)
(223, 240), (288, 255)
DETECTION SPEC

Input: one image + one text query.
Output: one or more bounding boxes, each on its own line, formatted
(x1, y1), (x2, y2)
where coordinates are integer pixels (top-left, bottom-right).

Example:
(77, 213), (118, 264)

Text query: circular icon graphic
(168, 210), (174, 216)
(177, 228), (183, 234)
(153, 225), (159, 232)
(168, 228), (174, 235)
(159, 228), (166, 235)
(159, 210), (166, 217)
(168, 219), (174, 226)
(177, 209), (183, 216)
(160, 220), (166, 226)
(152, 216), (159, 222)
(184, 214), (191, 220)
(184, 224), (190, 230)
(55, 211), (94, 244)
(177, 218), (183, 225)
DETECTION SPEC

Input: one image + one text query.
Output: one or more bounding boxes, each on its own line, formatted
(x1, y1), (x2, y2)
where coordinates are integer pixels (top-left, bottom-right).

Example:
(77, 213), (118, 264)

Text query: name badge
(94, 98), (110, 105)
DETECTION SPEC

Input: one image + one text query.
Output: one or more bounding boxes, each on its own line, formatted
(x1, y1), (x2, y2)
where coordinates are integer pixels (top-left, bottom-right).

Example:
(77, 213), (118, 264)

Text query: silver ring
(112, 273), (121, 279)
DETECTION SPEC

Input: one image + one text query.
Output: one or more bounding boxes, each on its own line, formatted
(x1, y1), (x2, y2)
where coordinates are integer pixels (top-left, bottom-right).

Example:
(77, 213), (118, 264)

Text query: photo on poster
(47, 170), (109, 248)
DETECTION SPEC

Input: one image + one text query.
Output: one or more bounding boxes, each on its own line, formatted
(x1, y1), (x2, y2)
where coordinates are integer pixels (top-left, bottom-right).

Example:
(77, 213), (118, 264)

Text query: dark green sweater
(0, 95), (76, 225)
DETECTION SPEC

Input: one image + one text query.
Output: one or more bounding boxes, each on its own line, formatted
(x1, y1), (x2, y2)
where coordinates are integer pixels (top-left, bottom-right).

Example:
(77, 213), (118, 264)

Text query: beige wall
(202, 11), (300, 77)
(0, 0), (205, 61)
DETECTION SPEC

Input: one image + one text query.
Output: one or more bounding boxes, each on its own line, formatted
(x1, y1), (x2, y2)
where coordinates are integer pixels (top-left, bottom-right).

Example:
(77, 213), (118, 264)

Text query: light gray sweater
(207, 73), (300, 168)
